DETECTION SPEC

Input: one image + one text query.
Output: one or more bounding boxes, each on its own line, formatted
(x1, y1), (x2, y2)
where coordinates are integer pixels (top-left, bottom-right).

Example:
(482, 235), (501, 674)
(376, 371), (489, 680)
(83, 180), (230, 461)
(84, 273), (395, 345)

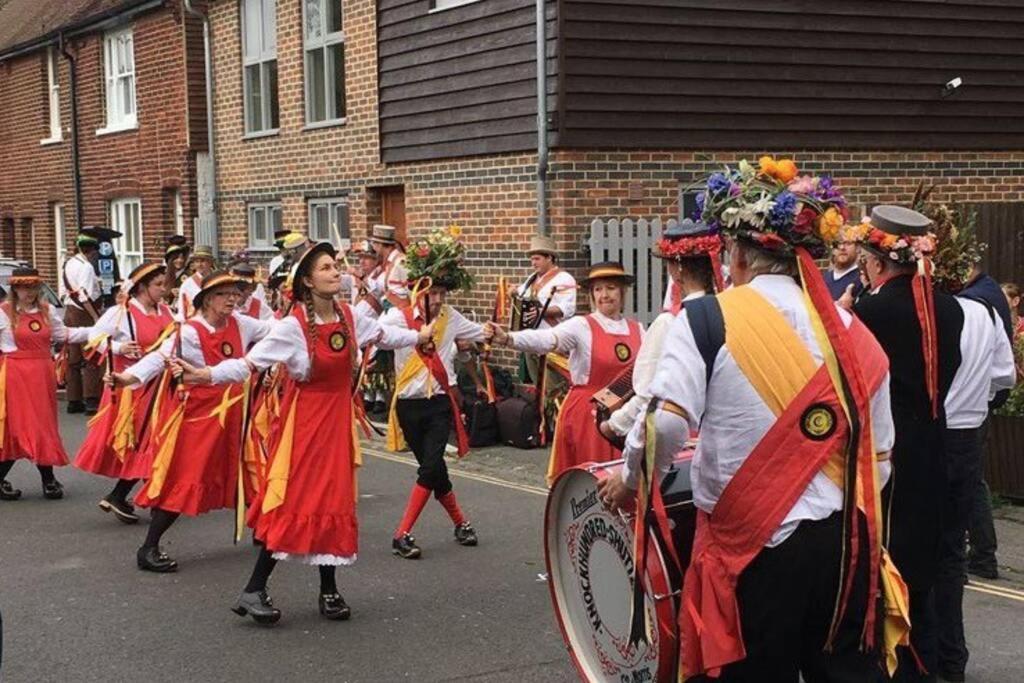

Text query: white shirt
(176, 274), (203, 321)
(380, 305), (484, 398)
(517, 269), (577, 329)
(253, 283), (267, 303)
(239, 295), (274, 321)
(268, 254), (286, 279)
(609, 292), (704, 437)
(0, 306), (91, 351)
(90, 299), (173, 355)
(124, 312), (273, 385)
(622, 275), (896, 547)
(662, 281), (678, 312)
(945, 297), (1017, 429)
(62, 253), (101, 309)
(508, 312), (643, 385)
(384, 250), (409, 301)
(209, 308), (419, 385)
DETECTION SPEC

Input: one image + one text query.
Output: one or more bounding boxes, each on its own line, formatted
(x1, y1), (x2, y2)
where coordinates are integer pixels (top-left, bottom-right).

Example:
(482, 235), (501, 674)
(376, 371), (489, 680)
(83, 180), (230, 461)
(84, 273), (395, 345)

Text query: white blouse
(0, 305), (91, 352)
(209, 308), (419, 385)
(508, 312), (644, 385)
(90, 299), (172, 356)
(124, 312), (274, 385)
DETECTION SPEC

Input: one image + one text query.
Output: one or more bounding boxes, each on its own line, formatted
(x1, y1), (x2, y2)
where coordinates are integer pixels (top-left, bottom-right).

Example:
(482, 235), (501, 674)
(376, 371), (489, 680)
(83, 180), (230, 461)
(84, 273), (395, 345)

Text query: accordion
(510, 295), (543, 332)
(591, 365), (635, 448)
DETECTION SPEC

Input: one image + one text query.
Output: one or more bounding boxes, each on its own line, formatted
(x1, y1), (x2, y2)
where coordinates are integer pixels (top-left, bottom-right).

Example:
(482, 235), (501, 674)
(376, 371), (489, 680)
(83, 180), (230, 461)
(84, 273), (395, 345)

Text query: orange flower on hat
(775, 159), (798, 183)
(758, 156), (778, 178)
(816, 207), (844, 243)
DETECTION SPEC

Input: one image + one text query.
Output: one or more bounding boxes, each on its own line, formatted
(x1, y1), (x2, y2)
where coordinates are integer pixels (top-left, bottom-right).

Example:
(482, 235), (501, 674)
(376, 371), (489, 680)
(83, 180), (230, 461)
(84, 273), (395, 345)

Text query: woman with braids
(174, 242), (428, 624)
(0, 267), (94, 501)
(109, 271), (273, 572)
(75, 262), (175, 523)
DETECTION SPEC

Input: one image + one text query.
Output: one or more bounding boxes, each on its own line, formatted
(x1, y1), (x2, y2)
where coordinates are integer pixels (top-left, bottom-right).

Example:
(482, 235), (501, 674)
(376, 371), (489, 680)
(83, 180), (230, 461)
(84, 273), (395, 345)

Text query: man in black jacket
(852, 206), (962, 682)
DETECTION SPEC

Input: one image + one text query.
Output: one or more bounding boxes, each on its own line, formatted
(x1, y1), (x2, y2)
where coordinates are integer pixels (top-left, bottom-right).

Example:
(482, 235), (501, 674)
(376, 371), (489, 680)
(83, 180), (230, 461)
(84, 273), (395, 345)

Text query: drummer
(486, 262), (642, 485)
(600, 159), (907, 680)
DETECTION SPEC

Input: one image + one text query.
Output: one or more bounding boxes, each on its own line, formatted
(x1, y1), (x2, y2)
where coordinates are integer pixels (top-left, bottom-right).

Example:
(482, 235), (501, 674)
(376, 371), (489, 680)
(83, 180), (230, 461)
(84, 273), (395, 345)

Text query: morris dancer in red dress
(76, 262), (175, 523)
(176, 242), (428, 623)
(0, 267), (93, 501)
(486, 262), (643, 485)
(231, 263), (274, 321)
(110, 271), (272, 572)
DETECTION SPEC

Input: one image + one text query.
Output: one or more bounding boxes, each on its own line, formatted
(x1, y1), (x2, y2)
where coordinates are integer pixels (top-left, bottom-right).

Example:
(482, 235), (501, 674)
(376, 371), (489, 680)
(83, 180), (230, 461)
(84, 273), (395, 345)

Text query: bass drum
(545, 452), (696, 683)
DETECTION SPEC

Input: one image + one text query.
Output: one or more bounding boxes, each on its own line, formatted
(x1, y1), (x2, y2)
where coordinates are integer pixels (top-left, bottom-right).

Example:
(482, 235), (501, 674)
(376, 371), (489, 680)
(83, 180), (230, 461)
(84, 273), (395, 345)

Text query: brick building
(0, 0), (210, 291)
(207, 0), (1023, 323)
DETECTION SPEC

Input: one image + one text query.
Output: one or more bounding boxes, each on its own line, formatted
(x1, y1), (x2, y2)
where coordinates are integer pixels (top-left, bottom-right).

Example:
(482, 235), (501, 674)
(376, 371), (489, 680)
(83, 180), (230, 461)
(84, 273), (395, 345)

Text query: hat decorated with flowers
(697, 156), (849, 259)
(405, 225), (474, 292)
(842, 205), (936, 266)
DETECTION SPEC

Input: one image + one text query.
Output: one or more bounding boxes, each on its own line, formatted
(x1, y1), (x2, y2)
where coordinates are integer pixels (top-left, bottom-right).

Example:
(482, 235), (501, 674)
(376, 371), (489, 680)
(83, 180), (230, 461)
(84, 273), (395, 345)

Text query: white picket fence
(588, 217), (677, 326)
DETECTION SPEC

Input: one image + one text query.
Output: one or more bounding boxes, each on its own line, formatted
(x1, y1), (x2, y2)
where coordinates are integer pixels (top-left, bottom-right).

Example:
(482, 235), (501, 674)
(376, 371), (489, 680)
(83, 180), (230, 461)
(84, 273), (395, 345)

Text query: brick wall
(210, 0), (1024, 325)
(0, 3), (202, 284)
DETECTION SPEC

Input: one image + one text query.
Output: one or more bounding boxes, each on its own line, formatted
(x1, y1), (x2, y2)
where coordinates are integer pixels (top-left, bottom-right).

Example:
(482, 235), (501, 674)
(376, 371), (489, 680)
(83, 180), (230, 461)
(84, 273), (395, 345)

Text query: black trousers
(935, 427), (982, 677)
(967, 418), (998, 574)
(396, 396), (453, 498)
(691, 512), (879, 683)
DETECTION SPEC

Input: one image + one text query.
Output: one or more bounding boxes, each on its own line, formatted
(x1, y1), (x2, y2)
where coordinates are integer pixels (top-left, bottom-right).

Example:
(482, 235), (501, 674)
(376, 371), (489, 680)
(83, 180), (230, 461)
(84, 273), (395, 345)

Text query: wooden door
(381, 186), (407, 244)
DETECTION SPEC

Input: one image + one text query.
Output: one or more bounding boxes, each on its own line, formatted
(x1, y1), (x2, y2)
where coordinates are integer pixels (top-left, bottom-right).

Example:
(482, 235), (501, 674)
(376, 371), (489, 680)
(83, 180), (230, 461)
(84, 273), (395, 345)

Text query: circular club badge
(546, 466), (661, 683)
(220, 341), (235, 358)
(28, 319), (43, 332)
(614, 343), (632, 363)
(329, 331), (346, 352)
(801, 403), (837, 441)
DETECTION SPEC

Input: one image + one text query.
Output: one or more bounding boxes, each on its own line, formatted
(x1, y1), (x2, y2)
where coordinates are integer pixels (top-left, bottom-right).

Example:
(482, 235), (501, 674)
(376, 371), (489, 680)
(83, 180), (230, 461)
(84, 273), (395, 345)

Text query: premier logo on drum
(570, 488), (599, 520)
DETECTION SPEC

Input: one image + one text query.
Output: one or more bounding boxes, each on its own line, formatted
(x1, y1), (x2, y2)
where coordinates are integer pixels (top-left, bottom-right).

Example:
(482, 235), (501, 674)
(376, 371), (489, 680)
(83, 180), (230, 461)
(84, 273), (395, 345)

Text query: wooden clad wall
(377, 0), (557, 163)
(558, 0), (1024, 149)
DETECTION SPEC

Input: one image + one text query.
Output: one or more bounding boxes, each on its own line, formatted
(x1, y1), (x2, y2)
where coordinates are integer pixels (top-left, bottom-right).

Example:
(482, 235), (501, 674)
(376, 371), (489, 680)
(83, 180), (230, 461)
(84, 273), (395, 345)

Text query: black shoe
(99, 497), (139, 524)
(66, 400), (85, 414)
(84, 399), (99, 416)
(137, 545), (178, 573)
(42, 480), (64, 500)
(392, 533), (422, 559)
(0, 480), (22, 501)
(319, 592), (352, 621)
(968, 564), (999, 580)
(232, 590), (282, 624)
(454, 522), (478, 547)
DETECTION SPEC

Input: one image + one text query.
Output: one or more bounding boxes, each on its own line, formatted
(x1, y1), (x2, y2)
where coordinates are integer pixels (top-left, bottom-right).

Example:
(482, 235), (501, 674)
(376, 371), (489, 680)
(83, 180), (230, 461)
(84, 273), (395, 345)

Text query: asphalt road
(2, 413), (1023, 682)
(0, 413), (573, 682)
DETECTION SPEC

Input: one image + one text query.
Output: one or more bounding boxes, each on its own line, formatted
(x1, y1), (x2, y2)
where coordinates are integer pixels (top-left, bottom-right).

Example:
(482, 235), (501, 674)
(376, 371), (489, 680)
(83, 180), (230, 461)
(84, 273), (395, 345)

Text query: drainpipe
(58, 33), (83, 230)
(535, 0), (548, 237)
(183, 0), (217, 248)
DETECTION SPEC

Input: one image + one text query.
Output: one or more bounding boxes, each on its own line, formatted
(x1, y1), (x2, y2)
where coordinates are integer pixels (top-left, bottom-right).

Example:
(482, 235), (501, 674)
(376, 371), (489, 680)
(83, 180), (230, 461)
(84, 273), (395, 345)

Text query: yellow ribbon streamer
(262, 388), (299, 514)
(386, 305), (450, 452)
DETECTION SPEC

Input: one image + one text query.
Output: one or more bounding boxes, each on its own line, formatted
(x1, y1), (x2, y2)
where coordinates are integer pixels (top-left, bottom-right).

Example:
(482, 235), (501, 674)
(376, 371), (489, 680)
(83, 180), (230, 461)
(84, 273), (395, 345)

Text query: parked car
(0, 258), (63, 314)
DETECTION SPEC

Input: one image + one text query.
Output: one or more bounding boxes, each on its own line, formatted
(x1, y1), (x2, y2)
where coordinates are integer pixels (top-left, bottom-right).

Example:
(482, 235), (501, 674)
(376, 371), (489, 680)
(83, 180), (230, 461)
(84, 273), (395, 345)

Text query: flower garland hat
(844, 205), (936, 266)
(406, 225), (474, 293)
(653, 218), (725, 292)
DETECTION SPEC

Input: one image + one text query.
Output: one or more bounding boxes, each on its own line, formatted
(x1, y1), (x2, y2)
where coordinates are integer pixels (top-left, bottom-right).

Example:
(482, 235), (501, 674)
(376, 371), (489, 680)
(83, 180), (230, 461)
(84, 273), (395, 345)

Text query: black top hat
(869, 205), (933, 237)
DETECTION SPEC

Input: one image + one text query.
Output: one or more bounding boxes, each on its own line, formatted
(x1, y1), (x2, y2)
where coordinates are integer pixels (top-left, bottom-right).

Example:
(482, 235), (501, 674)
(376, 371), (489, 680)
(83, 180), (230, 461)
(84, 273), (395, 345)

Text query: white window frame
(248, 202), (282, 251)
(241, 0), (279, 136)
(430, 0), (482, 11)
(98, 26), (137, 135)
(41, 48), (62, 144)
(302, 0), (346, 127)
(173, 190), (184, 235)
(54, 203), (68, 296)
(307, 197), (349, 248)
(109, 198), (144, 273)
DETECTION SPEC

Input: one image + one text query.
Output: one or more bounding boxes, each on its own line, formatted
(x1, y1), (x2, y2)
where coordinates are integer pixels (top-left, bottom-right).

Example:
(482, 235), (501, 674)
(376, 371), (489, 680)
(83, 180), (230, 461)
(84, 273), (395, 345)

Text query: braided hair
(303, 290), (318, 364)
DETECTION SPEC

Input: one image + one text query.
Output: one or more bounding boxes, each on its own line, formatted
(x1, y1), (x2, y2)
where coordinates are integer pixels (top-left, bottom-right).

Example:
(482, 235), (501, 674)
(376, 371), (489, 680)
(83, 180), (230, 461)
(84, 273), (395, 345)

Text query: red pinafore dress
(134, 317), (246, 516)
(547, 316), (641, 483)
(1, 306), (68, 466)
(248, 305), (359, 562)
(75, 303), (174, 480)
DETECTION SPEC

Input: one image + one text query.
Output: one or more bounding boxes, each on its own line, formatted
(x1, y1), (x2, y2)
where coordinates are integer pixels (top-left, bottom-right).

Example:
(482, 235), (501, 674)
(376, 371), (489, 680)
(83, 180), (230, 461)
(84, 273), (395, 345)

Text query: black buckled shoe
(391, 533), (422, 559)
(232, 590), (282, 625)
(0, 480), (22, 501)
(136, 545), (178, 573)
(66, 400), (85, 414)
(99, 496), (139, 524)
(42, 480), (64, 500)
(319, 592), (352, 621)
(454, 522), (478, 547)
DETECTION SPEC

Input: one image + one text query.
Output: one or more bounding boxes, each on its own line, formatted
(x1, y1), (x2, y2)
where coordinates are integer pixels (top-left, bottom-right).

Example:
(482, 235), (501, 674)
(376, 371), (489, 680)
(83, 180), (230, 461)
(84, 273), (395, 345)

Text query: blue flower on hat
(768, 191), (797, 230)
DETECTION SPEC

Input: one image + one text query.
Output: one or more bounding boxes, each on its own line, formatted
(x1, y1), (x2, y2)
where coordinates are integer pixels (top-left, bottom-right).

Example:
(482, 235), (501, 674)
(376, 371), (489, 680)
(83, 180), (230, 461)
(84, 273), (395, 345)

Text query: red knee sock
(395, 483), (431, 538)
(438, 490), (467, 527)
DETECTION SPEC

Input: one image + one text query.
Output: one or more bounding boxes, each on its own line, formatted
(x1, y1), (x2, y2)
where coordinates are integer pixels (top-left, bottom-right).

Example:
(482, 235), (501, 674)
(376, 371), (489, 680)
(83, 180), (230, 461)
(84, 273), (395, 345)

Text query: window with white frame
(109, 198), (143, 273)
(248, 202), (282, 249)
(102, 27), (137, 131)
(308, 197), (349, 246)
(54, 203), (68, 295)
(43, 48), (62, 142)
(173, 190), (184, 235)
(242, 0), (279, 134)
(431, 0), (482, 10)
(303, 0), (346, 125)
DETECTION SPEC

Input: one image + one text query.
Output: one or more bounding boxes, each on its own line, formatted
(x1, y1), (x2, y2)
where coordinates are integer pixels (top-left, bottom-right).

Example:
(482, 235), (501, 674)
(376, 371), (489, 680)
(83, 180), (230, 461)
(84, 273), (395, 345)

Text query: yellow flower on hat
(817, 207), (844, 243)
(448, 224), (462, 238)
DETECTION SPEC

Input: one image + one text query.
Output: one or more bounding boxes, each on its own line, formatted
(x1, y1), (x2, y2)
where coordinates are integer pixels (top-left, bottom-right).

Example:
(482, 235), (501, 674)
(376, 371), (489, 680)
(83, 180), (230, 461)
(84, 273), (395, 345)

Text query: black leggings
(143, 508), (180, 548)
(244, 546), (338, 594)
(0, 461), (57, 484)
